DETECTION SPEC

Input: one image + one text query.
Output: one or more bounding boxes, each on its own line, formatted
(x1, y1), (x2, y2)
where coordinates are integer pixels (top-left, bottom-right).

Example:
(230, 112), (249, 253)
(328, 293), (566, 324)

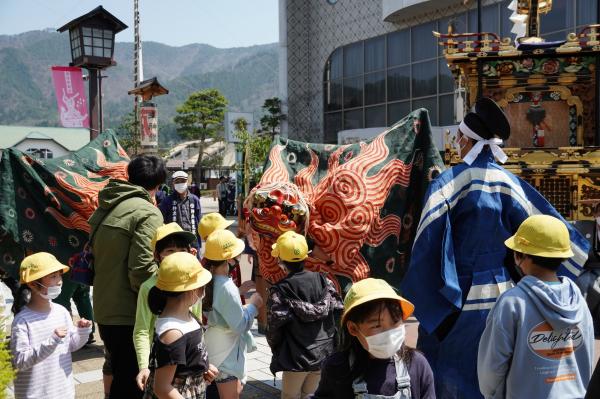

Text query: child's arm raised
(68, 318), (93, 352)
(10, 321), (64, 371)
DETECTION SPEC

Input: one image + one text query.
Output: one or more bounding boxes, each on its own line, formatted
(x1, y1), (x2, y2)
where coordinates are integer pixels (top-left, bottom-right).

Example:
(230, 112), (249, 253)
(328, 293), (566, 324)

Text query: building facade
(282, 0), (598, 143)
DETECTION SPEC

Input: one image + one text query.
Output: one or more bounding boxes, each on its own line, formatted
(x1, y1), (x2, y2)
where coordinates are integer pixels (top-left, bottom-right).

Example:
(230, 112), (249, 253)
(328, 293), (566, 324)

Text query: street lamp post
(58, 6), (127, 141)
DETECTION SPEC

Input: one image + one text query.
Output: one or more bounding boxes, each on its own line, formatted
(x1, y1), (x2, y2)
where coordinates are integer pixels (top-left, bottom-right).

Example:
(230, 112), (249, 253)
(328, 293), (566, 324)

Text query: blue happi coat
(401, 149), (589, 399)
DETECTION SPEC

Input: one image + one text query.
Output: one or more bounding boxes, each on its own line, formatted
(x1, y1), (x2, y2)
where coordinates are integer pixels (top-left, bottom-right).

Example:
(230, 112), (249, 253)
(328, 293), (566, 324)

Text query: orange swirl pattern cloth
(244, 108), (444, 292)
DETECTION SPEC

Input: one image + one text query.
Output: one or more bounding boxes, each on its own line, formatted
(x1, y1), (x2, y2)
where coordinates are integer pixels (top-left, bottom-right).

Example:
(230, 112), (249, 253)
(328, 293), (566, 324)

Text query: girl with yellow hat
(312, 278), (435, 399)
(146, 251), (216, 399)
(10, 252), (93, 399)
(202, 229), (263, 399)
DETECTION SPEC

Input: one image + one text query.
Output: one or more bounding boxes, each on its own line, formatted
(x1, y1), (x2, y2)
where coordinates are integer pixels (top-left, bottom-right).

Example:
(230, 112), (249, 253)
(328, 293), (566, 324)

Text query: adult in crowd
(89, 155), (166, 399)
(159, 170), (202, 252)
(215, 176), (228, 217)
(401, 98), (589, 399)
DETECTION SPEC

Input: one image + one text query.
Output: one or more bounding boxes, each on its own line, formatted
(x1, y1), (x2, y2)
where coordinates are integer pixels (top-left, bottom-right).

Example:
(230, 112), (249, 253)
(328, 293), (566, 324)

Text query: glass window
(500, 0), (515, 38)
(365, 36), (385, 72)
(365, 105), (386, 128)
(324, 112), (342, 143)
(387, 66), (410, 102)
(93, 38), (103, 47)
(542, 0), (573, 34)
(439, 94), (455, 126)
(103, 30), (113, 39)
(344, 42), (364, 77)
(83, 27), (92, 36)
(326, 48), (343, 80)
(93, 28), (102, 37)
(85, 46), (92, 54)
(104, 48), (112, 58)
(344, 109), (363, 130)
(84, 37), (92, 46)
(577, 0), (598, 26)
(413, 97), (438, 125)
(104, 39), (112, 48)
(343, 77), (363, 108)
(468, 4), (499, 34)
(364, 72), (386, 105)
(388, 101), (410, 126)
(439, 58), (454, 93)
(92, 46), (103, 56)
(387, 30), (410, 66)
(324, 80), (343, 111)
(412, 21), (437, 61)
(412, 61), (437, 98)
(541, 30), (568, 42)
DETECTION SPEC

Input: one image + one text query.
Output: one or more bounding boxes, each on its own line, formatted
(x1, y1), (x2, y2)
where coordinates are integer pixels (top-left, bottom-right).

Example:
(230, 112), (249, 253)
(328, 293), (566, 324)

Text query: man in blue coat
(401, 98), (589, 399)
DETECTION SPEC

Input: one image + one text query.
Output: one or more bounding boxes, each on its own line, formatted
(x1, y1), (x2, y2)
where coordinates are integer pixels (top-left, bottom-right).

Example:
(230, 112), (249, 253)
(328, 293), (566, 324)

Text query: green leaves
(174, 89), (228, 141)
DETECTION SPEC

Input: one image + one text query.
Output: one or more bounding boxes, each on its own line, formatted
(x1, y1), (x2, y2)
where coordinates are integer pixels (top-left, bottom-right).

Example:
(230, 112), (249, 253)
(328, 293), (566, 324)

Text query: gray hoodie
(478, 275), (594, 399)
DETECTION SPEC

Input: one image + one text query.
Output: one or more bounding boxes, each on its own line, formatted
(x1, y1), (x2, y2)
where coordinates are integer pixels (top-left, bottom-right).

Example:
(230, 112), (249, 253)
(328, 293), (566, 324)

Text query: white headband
(459, 120), (508, 165)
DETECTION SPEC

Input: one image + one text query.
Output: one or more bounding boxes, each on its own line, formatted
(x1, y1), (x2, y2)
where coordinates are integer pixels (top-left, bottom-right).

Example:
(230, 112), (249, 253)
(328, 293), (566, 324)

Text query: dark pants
(218, 199), (227, 216)
(99, 324), (142, 399)
(54, 277), (95, 333)
(586, 361), (600, 398)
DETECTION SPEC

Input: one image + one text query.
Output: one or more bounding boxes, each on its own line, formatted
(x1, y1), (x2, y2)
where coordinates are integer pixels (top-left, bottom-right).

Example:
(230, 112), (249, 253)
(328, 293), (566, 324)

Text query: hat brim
(341, 291), (415, 325)
(159, 268), (213, 292)
(21, 261), (69, 283)
(505, 236), (574, 258)
(165, 231), (198, 245)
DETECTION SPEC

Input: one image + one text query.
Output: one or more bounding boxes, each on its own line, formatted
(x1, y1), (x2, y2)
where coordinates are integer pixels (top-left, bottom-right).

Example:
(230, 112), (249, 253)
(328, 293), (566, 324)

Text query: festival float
(436, 0), (600, 254)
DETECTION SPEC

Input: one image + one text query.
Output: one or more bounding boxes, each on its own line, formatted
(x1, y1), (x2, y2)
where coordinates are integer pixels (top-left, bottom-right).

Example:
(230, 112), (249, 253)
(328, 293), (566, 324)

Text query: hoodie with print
(478, 275), (594, 399)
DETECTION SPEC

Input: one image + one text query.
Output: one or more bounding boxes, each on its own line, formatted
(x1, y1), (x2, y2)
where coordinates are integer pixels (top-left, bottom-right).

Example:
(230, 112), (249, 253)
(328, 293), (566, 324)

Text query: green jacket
(89, 179), (162, 325)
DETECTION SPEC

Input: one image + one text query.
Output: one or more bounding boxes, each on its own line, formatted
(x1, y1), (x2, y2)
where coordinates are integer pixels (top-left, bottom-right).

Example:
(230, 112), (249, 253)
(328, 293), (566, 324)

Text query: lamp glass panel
(85, 46), (92, 54)
(104, 48), (112, 57)
(84, 37), (92, 46)
(83, 27), (92, 36)
(92, 28), (102, 37)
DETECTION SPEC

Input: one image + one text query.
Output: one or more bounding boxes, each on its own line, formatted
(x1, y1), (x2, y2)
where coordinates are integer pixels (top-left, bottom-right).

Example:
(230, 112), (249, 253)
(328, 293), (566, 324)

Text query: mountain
(0, 30), (279, 146)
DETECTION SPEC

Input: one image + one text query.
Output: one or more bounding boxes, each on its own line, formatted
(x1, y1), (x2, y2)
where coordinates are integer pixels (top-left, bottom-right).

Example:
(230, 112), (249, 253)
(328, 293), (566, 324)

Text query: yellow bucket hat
(198, 213), (234, 241)
(151, 222), (197, 252)
(505, 214), (574, 258)
(271, 231), (309, 262)
(156, 252), (212, 292)
(20, 252), (69, 284)
(341, 278), (414, 324)
(204, 229), (245, 261)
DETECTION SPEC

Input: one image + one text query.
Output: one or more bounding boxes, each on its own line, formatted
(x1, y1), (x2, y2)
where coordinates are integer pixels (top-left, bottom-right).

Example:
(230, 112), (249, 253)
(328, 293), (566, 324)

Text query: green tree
(115, 110), (140, 155)
(234, 117), (272, 196)
(174, 89), (228, 183)
(259, 97), (285, 137)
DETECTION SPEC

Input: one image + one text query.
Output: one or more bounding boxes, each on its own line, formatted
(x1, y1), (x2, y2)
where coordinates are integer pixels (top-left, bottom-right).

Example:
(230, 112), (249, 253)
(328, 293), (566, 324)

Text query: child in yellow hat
(10, 252), (93, 399)
(312, 278), (435, 399)
(478, 215), (594, 399)
(203, 229), (263, 398)
(146, 252), (217, 398)
(266, 231), (343, 398)
(134, 223), (200, 392)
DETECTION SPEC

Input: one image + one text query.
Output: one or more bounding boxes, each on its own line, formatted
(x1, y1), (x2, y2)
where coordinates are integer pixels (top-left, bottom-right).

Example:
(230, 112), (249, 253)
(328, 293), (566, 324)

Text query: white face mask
(37, 283), (62, 301)
(363, 324), (406, 359)
(174, 183), (188, 194)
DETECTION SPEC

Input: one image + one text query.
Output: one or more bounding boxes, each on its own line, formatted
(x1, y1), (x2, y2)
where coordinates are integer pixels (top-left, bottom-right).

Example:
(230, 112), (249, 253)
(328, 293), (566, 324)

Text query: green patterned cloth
(249, 109), (445, 291)
(0, 131), (129, 279)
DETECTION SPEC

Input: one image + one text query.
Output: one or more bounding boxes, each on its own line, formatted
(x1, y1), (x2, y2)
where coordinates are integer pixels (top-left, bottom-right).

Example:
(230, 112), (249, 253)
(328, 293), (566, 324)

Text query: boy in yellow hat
(312, 278), (435, 398)
(203, 229), (263, 398)
(266, 231), (342, 399)
(133, 223), (200, 391)
(146, 252), (217, 398)
(478, 215), (594, 399)
(10, 252), (93, 399)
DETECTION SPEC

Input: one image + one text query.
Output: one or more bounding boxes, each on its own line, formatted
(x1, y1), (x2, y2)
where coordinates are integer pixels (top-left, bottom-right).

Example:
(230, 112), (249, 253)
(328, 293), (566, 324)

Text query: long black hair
(202, 258), (227, 311)
(148, 286), (184, 315)
(340, 298), (414, 381)
(11, 284), (32, 315)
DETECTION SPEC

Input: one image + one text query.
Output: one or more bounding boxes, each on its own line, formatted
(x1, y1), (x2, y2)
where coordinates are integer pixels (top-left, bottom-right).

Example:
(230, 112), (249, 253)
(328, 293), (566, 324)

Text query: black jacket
(266, 270), (343, 374)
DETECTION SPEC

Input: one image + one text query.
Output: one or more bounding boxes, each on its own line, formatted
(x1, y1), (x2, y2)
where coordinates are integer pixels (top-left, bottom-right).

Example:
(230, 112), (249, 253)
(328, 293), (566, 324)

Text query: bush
(0, 326), (15, 399)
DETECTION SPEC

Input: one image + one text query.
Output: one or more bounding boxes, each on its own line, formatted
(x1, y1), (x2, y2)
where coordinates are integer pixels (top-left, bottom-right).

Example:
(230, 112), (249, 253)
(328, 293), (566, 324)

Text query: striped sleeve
(11, 317), (62, 371)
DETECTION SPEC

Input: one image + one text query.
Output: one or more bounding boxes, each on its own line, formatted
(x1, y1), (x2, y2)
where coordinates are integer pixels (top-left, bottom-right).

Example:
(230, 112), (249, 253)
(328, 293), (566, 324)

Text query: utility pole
(133, 0), (144, 153)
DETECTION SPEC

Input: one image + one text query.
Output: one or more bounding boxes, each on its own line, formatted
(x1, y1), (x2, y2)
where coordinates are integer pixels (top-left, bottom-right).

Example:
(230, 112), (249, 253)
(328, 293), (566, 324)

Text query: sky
(0, 0), (280, 48)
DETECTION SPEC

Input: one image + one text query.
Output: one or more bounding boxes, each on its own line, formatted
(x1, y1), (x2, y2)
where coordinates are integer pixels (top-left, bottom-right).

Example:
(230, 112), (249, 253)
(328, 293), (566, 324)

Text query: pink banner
(51, 66), (89, 128)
